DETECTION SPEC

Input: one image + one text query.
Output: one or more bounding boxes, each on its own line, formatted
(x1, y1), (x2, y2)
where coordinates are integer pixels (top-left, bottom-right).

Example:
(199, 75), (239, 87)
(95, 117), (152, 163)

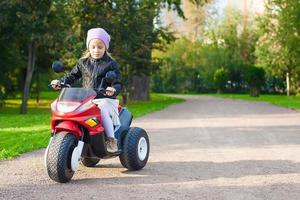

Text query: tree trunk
(250, 87), (260, 97)
(217, 88), (223, 94)
(20, 42), (36, 114)
(36, 71), (40, 106)
(286, 72), (290, 96)
(121, 86), (128, 105)
(129, 74), (150, 101)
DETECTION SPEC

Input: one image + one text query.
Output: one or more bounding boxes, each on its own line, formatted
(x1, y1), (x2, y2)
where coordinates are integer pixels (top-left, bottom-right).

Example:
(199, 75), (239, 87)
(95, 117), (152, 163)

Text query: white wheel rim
(137, 137), (148, 161)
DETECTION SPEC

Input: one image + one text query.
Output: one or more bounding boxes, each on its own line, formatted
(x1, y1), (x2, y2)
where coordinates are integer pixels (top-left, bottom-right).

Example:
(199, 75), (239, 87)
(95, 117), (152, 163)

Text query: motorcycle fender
(44, 137), (53, 168)
(55, 121), (82, 138)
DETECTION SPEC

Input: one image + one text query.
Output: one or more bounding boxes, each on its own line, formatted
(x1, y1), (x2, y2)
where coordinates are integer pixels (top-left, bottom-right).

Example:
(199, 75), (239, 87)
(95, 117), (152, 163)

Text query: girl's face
(89, 39), (106, 59)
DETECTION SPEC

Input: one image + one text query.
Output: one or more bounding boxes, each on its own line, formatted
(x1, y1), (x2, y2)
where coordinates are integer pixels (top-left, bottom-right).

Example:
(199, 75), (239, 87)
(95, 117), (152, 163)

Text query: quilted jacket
(60, 53), (122, 99)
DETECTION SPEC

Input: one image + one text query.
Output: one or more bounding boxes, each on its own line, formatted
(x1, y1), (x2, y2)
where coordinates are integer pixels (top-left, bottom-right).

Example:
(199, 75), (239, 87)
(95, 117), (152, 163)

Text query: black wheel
(81, 157), (100, 167)
(119, 127), (150, 170)
(46, 132), (77, 183)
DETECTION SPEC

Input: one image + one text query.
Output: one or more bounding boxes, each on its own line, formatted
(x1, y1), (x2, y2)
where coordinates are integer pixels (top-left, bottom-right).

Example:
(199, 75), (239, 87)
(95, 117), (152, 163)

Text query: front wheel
(119, 127), (150, 170)
(46, 132), (77, 183)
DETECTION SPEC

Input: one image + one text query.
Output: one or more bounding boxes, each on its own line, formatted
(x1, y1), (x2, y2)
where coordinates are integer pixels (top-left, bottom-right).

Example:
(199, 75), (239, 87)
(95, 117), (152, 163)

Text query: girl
(51, 28), (122, 153)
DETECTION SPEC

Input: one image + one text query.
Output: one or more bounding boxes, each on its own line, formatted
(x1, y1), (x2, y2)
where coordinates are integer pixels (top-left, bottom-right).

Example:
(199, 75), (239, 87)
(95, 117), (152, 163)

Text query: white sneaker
(106, 138), (118, 153)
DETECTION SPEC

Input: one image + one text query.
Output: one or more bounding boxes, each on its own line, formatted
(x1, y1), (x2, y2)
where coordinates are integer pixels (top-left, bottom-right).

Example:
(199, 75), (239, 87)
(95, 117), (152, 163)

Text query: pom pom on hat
(86, 28), (111, 49)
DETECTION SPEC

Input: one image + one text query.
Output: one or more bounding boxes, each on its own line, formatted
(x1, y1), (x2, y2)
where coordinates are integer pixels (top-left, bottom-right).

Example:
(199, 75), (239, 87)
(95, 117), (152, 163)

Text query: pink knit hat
(86, 28), (111, 49)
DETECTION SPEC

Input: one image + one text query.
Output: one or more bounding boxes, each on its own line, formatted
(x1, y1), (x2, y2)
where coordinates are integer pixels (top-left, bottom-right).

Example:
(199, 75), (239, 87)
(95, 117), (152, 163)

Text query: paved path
(1, 95), (300, 200)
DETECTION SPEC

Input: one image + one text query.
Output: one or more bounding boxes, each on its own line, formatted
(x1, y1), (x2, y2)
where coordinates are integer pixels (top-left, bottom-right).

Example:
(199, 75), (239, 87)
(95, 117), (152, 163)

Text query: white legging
(99, 105), (115, 138)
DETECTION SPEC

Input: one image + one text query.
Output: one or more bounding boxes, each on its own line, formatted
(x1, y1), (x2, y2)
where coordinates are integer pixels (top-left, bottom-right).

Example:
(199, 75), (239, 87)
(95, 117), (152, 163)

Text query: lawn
(0, 92), (184, 160)
(210, 93), (300, 110)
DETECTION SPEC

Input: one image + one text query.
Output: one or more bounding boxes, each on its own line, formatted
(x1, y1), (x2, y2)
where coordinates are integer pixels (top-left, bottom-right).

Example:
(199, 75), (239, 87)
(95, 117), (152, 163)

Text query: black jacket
(60, 54), (122, 99)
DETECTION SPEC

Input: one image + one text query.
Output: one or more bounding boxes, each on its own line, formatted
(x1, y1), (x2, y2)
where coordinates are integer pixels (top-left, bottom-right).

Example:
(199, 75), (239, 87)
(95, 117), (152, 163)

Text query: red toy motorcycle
(44, 61), (150, 183)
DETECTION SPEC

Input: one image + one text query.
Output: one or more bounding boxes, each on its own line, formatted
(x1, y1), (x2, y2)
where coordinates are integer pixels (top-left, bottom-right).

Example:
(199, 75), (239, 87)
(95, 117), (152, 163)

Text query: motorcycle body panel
(50, 88), (133, 159)
(51, 104), (104, 136)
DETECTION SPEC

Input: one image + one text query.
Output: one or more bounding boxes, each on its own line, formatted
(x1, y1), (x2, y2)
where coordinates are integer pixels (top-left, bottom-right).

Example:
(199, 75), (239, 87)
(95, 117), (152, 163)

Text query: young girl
(51, 28), (122, 153)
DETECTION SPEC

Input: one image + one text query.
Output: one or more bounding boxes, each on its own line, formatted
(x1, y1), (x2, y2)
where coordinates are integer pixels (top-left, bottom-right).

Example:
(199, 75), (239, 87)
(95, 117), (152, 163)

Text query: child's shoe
(106, 137), (118, 153)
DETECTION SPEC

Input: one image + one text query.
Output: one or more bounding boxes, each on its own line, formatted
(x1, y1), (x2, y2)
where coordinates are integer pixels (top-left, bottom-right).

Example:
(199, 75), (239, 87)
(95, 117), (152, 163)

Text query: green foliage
(213, 67), (228, 93)
(244, 66), (265, 96)
(210, 7), (259, 92)
(152, 38), (211, 93)
(0, 0), (71, 109)
(256, 0), (300, 93)
(0, 0), (210, 104)
(56, 0), (198, 101)
(152, 7), (260, 94)
(244, 66), (265, 88)
(264, 75), (285, 93)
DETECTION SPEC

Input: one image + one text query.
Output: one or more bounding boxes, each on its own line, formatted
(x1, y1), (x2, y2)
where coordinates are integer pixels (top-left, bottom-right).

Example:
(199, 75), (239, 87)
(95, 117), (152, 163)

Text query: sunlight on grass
(210, 94), (300, 110)
(0, 129), (49, 159)
(127, 94), (185, 117)
(0, 125), (48, 132)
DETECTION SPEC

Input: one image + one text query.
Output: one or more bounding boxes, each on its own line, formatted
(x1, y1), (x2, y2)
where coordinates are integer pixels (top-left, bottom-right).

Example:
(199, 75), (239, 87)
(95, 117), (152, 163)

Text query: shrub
(213, 67), (229, 93)
(244, 66), (265, 97)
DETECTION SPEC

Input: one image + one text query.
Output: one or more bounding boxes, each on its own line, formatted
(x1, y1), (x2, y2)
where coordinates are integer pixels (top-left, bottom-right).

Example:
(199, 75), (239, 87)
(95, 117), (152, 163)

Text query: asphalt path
(1, 95), (300, 200)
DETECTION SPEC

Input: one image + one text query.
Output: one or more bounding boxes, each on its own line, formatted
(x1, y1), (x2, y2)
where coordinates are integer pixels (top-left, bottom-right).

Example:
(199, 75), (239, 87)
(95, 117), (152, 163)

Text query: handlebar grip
(48, 82), (70, 90)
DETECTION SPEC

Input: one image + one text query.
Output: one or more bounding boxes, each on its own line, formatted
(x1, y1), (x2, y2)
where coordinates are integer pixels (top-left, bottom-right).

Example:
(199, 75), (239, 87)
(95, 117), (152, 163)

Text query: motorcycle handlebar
(48, 82), (70, 90)
(48, 83), (112, 95)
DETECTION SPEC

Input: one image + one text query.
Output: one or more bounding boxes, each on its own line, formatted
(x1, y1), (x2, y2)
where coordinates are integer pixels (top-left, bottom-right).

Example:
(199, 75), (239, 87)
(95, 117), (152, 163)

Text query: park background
(0, 0), (300, 159)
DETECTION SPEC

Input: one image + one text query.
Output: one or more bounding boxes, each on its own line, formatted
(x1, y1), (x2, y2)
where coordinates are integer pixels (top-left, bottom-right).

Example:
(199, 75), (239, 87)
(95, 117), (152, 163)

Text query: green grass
(0, 92), (184, 160)
(127, 94), (184, 117)
(209, 93), (300, 110)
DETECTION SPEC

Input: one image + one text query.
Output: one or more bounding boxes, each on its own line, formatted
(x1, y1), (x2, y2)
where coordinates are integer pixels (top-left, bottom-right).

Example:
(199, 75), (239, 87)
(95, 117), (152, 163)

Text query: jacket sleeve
(60, 61), (82, 85)
(111, 61), (122, 97)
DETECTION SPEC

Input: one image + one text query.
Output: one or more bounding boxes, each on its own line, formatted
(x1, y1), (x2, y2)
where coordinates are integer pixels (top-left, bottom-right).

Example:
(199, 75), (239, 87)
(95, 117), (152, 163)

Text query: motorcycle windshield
(58, 88), (97, 103)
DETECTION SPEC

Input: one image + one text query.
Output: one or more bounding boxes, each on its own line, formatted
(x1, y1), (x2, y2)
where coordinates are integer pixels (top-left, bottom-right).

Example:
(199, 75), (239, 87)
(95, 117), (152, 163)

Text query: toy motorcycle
(44, 61), (150, 183)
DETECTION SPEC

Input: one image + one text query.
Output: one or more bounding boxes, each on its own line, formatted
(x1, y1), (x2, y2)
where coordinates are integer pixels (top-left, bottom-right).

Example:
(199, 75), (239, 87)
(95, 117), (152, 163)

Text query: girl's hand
(105, 87), (116, 96)
(51, 80), (61, 90)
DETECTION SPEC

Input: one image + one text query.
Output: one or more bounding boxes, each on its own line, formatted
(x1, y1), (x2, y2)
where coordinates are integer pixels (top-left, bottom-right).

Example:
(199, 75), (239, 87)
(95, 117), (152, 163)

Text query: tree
(0, 0), (71, 113)
(206, 7), (259, 92)
(152, 6), (263, 94)
(64, 0), (208, 102)
(0, 0), (209, 108)
(0, 1), (27, 106)
(244, 66), (265, 97)
(213, 67), (228, 93)
(256, 0), (300, 96)
(163, 0), (211, 40)
(152, 37), (224, 93)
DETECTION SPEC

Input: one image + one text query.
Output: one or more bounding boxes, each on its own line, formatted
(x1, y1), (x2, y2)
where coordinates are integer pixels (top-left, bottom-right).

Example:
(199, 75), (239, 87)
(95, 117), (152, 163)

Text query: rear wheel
(119, 127), (150, 170)
(81, 157), (100, 167)
(46, 132), (77, 183)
